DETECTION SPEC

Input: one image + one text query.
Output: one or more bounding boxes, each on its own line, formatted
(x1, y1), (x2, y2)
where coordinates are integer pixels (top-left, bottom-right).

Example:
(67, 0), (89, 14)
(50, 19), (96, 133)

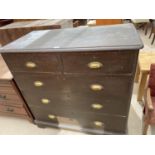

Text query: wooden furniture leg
(145, 23), (149, 35)
(149, 24), (153, 38)
(137, 72), (148, 101)
(151, 34), (155, 45)
(135, 63), (140, 82)
(143, 122), (149, 135)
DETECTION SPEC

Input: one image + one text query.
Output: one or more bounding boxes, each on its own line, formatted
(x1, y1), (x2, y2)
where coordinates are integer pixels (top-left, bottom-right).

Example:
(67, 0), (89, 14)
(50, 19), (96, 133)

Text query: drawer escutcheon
(88, 61), (103, 69)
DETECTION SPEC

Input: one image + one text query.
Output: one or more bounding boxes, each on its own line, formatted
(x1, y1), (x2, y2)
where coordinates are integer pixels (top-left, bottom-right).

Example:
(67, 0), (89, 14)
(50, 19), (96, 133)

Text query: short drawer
(21, 90), (130, 116)
(30, 106), (127, 134)
(0, 105), (27, 115)
(2, 53), (61, 73)
(62, 51), (138, 74)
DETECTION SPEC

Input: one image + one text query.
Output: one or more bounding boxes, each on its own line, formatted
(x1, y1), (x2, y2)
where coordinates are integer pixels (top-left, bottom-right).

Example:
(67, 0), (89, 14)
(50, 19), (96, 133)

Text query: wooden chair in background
(73, 19), (87, 27)
(143, 64), (155, 134)
(0, 19), (13, 27)
(149, 20), (155, 45)
(131, 19), (150, 35)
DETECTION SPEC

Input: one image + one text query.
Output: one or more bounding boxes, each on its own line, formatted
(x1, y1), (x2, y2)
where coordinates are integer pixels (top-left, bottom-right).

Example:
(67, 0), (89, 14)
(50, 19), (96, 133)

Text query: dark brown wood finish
(12, 73), (132, 92)
(30, 106), (127, 134)
(62, 51), (137, 75)
(2, 53), (61, 73)
(0, 24), (143, 134)
(11, 72), (133, 116)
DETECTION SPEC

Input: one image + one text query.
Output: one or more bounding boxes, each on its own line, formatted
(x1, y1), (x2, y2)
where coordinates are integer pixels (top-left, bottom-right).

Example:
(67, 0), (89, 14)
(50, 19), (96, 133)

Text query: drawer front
(21, 91), (130, 116)
(0, 81), (25, 106)
(0, 80), (12, 87)
(0, 91), (24, 107)
(0, 100), (23, 107)
(0, 93), (21, 102)
(2, 53), (61, 73)
(0, 86), (17, 94)
(62, 51), (138, 74)
(30, 106), (127, 133)
(0, 105), (27, 115)
(13, 73), (133, 94)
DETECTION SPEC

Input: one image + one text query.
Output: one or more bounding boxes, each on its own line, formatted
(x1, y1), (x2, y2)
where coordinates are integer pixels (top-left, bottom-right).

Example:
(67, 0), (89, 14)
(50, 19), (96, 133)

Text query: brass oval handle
(34, 81), (44, 87)
(90, 84), (103, 91)
(48, 114), (56, 120)
(25, 62), (36, 68)
(91, 103), (103, 109)
(88, 61), (103, 69)
(41, 98), (50, 104)
(94, 121), (103, 127)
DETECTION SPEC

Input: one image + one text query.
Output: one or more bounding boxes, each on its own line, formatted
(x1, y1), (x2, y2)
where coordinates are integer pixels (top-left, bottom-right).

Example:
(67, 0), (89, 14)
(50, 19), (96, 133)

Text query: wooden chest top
(0, 19), (67, 29)
(0, 23), (143, 52)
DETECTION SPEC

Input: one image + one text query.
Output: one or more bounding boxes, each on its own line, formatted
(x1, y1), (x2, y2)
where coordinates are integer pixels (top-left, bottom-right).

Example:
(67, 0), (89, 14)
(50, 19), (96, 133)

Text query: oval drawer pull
(26, 62), (36, 68)
(94, 121), (103, 127)
(91, 103), (103, 109)
(48, 114), (56, 120)
(90, 84), (103, 91)
(34, 81), (44, 87)
(88, 61), (103, 69)
(41, 98), (50, 104)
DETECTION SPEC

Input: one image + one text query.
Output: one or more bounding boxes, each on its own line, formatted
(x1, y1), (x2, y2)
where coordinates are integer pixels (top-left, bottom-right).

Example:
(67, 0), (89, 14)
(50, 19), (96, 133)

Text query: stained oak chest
(0, 24), (143, 134)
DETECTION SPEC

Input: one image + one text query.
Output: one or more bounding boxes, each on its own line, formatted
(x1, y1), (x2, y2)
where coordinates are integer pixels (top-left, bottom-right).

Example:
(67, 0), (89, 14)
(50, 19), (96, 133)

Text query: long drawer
(13, 73), (133, 94)
(30, 106), (127, 134)
(20, 90), (130, 116)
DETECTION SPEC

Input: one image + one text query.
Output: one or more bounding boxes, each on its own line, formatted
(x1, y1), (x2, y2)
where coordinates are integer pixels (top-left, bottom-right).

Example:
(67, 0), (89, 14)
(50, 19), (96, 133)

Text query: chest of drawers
(0, 24), (143, 134)
(0, 55), (33, 120)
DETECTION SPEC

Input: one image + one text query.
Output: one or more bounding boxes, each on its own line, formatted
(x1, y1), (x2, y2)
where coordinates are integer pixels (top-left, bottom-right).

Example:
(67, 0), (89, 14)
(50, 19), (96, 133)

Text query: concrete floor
(0, 24), (155, 135)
